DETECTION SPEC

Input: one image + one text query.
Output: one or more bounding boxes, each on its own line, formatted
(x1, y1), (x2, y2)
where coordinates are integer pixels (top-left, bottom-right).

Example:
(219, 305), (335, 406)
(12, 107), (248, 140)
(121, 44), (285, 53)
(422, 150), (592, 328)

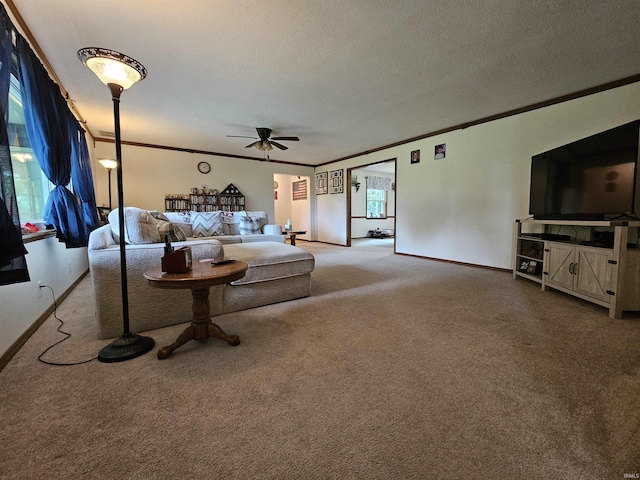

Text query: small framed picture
(411, 149), (420, 164)
(434, 144), (446, 160)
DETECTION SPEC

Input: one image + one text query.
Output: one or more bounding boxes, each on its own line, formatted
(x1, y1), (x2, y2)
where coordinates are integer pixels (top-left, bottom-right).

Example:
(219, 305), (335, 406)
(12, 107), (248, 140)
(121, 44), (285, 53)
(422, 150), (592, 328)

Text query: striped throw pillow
(190, 211), (224, 237)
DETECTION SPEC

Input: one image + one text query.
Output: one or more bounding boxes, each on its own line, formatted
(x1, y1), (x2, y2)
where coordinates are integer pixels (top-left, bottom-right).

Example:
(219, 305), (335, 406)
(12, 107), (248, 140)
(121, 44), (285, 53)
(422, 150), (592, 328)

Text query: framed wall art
(329, 169), (343, 194)
(315, 172), (328, 195)
(411, 149), (420, 164)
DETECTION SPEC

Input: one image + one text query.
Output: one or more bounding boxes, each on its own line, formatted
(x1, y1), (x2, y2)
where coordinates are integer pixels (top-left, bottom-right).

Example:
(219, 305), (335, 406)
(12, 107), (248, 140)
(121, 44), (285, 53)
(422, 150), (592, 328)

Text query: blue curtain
(70, 120), (100, 235)
(16, 36), (87, 247)
(0, 5), (30, 284)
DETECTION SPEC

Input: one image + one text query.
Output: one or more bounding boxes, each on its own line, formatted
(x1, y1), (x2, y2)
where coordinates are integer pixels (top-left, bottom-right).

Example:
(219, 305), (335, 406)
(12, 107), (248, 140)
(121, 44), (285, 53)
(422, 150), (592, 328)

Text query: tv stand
(513, 219), (640, 319)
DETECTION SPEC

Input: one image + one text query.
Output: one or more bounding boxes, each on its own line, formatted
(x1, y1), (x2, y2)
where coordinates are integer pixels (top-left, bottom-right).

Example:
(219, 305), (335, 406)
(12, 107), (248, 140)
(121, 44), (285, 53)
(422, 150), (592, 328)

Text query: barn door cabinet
(545, 242), (613, 304)
(513, 219), (640, 318)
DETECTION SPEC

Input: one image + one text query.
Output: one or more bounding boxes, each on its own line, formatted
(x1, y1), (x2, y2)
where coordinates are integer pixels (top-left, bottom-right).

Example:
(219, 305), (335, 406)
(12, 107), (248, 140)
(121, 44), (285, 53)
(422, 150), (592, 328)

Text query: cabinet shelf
(517, 254), (542, 262)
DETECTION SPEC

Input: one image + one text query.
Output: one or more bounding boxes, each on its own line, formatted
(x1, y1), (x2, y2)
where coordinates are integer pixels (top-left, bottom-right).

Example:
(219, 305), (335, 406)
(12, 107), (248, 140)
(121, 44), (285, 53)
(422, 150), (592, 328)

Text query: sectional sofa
(88, 207), (314, 338)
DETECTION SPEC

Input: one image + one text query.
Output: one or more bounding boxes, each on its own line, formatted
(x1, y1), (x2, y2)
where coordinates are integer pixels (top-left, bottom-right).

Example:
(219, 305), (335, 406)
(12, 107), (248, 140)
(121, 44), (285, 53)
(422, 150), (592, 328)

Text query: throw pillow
(239, 215), (261, 235)
(148, 211), (186, 242)
(220, 211), (239, 235)
(190, 211), (224, 237)
(148, 210), (170, 222)
(107, 207), (161, 245)
(156, 220), (187, 242)
(245, 211), (268, 232)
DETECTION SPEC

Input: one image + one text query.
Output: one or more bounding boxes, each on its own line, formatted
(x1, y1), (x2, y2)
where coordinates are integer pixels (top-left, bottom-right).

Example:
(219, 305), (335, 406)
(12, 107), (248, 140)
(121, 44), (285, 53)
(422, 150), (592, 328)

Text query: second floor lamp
(98, 158), (117, 210)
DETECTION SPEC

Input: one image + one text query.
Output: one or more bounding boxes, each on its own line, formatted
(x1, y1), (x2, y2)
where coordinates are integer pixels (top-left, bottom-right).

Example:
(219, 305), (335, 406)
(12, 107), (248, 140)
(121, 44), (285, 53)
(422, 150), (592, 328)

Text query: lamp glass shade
(99, 158), (117, 170)
(77, 48), (147, 90)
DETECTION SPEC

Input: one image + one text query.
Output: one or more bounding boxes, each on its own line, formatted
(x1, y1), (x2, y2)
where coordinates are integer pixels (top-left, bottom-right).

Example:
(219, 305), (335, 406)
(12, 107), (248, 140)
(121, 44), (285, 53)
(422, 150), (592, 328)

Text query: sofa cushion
(263, 224), (282, 235)
(88, 224), (117, 250)
(108, 207), (161, 244)
(223, 242), (315, 285)
(191, 211), (224, 237)
(163, 211), (191, 224)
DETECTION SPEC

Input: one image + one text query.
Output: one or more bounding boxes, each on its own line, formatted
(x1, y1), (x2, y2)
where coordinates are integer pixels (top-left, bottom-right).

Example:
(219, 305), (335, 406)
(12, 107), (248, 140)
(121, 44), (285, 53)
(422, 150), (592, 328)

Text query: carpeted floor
(1, 239), (639, 479)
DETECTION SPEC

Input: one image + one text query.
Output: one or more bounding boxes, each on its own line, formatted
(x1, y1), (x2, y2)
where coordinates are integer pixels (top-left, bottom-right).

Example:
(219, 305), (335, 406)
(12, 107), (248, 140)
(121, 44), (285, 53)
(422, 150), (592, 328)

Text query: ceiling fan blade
(227, 135), (258, 139)
(245, 141), (260, 148)
(271, 136), (299, 141)
(270, 141), (288, 151)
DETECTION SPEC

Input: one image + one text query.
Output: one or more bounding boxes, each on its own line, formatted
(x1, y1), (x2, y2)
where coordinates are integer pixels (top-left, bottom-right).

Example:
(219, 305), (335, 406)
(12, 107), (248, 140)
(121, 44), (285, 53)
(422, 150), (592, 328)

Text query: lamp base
(98, 333), (155, 363)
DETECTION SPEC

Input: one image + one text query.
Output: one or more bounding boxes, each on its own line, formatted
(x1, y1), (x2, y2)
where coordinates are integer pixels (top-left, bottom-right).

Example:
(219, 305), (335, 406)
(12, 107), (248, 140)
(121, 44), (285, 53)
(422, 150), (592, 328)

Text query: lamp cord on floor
(37, 284), (97, 366)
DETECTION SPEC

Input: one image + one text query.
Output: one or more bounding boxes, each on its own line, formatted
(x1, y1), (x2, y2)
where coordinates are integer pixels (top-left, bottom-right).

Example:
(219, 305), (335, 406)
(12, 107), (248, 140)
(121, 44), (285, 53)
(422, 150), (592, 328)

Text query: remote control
(211, 259), (235, 265)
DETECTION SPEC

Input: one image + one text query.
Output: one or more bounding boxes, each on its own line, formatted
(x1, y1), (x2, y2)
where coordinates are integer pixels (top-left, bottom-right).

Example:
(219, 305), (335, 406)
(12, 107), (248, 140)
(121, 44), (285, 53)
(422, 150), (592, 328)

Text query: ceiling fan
(227, 127), (299, 151)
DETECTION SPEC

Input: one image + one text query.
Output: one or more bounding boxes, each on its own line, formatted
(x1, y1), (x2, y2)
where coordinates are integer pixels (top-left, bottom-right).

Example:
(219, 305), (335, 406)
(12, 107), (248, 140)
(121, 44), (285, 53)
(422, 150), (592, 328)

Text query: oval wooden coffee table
(144, 260), (249, 359)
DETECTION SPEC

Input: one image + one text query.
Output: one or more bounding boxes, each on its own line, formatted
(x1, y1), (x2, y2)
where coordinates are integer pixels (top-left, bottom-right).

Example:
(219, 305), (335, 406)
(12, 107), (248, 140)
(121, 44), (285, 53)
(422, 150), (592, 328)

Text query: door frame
(346, 158), (397, 248)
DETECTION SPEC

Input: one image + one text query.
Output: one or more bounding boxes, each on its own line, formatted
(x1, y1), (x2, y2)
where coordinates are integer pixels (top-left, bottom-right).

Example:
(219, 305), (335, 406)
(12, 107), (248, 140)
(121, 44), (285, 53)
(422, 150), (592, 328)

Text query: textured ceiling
(8, 0), (640, 166)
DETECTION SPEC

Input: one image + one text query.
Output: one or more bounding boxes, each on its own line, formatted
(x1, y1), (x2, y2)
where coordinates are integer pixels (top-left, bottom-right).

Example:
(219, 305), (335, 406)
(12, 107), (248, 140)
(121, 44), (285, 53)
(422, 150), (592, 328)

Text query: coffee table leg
(158, 286), (240, 359)
(290, 233), (297, 246)
(157, 325), (195, 359)
(207, 323), (240, 346)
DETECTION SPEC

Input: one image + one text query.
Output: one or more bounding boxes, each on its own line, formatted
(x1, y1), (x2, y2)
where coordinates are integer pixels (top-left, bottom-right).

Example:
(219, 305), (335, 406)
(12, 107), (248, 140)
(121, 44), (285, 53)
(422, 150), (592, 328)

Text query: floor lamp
(78, 48), (155, 362)
(98, 158), (116, 210)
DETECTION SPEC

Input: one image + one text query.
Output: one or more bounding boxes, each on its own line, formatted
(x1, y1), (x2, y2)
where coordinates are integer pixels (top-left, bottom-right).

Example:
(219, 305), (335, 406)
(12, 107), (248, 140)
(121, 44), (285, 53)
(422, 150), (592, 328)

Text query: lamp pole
(107, 168), (112, 210)
(79, 48), (154, 362)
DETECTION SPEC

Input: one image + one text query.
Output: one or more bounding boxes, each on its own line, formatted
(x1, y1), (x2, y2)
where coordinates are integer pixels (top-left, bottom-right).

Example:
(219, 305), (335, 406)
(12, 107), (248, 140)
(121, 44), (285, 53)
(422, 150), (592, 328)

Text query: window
(366, 188), (386, 218)
(7, 66), (52, 223)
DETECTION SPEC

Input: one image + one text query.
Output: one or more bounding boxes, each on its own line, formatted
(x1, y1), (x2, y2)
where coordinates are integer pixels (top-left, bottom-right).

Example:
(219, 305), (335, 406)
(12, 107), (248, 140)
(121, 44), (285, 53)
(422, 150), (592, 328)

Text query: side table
(283, 230), (307, 246)
(143, 260), (249, 359)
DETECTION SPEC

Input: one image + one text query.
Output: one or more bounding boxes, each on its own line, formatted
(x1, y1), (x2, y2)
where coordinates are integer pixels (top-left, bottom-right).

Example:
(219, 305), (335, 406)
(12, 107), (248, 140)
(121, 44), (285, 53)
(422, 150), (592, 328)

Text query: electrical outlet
(37, 281), (42, 298)
(67, 261), (71, 274)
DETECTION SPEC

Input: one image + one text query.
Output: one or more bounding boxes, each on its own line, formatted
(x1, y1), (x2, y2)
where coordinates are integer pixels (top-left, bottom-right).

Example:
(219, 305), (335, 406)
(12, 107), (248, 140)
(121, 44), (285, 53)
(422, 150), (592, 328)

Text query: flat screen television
(529, 120), (640, 220)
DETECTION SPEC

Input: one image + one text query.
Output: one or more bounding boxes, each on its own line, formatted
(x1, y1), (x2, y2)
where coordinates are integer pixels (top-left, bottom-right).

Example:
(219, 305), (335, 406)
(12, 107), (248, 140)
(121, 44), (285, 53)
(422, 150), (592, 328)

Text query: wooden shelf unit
(513, 219), (640, 319)
(165, 194), (190, 212)
(165, 184), (246, 213)
(189, 193), (218, 212)
(219, 183), (245, 212)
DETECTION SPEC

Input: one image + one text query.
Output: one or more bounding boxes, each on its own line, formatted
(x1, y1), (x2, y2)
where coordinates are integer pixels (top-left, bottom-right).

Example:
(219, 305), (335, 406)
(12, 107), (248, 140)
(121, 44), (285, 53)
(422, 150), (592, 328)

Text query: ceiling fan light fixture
(77, 48), (147, 90)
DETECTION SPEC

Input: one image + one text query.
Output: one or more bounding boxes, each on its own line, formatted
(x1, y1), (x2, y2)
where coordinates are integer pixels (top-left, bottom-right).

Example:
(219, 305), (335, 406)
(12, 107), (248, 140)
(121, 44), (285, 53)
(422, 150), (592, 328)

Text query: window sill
(22, 230), (56, 244)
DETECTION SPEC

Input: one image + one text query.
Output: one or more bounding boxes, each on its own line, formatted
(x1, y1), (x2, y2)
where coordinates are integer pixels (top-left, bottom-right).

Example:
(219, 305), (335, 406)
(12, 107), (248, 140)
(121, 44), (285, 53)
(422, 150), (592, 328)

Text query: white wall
(0, 237), (88, 358)
(93, 143), (315, 226)
(316, 82), (640, 268)
(274, 173), (292, 227)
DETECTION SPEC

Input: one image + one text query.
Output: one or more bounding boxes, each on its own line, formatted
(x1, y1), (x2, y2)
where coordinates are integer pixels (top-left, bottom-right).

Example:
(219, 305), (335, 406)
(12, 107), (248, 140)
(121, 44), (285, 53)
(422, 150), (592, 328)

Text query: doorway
(273, 173), (311, 242)
(347, 159), (396, 249)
